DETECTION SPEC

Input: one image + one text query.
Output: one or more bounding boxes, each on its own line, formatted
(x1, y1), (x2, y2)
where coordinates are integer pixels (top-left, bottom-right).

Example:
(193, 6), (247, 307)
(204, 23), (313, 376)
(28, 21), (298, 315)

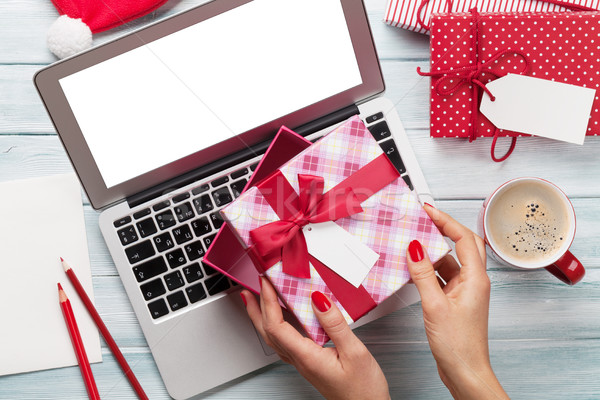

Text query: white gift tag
(303, 221), (379, 288)
(479, 74), (595, 145)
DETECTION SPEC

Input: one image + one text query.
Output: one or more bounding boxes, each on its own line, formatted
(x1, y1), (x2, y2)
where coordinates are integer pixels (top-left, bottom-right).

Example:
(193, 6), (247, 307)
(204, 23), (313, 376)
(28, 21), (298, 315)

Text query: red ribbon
(250, 174), (363, 279)
(248, 153), (400, 320)
(417, 8), (530, 161)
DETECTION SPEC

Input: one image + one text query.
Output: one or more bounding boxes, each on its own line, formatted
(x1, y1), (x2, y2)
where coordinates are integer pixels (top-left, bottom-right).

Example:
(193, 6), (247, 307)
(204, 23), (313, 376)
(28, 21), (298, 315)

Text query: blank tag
(303, 221), (379, 288)
(480, 74), (595, 145)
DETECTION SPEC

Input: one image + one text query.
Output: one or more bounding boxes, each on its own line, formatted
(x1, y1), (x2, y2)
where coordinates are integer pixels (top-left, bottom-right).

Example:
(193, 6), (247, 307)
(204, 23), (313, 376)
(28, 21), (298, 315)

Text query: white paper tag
(303, 221), (379, 288)
(479, 74), (595, 145)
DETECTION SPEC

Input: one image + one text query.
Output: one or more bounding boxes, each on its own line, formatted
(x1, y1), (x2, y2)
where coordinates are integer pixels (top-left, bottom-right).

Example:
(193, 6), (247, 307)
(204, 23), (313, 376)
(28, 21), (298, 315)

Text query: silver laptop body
(34, 0), (432, 398)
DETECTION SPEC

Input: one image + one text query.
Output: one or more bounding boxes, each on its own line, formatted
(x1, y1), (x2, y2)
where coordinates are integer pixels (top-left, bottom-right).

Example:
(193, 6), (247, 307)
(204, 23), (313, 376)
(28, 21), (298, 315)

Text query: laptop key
(184, 241), (205, 261)
(133, 257), (167, 282)
(231, 168), (248, 179)
(365, 112), (384, 124)
(164, 270), (185, 291)
(202, 262), (217, 276)
(172, 224), (194, 244)
(191, 216), (212, 237)
(249, 162), (259, 171)
(379, 139), (407, 174)
(140, 278), (166, 300)
(211, 176), (229, 188)
(212, 187), (233, 207)
(174, 202), (195, 223)
(133, 208), (151, 220)
(166, 248), (187, 269)
(183, 263), (204, 283)
(402, 174), (414, 191)
(205, 275), (230, 296)
(192, 184), (210, 195)
(368, 121), (392, 141)
(193, 194), (214, 214)
(136, 218), (157, 238)
(153, 232), (175, 252)
(117, 225), (138, 246)
(230, 179), (247, 198)
(202, 233), (217, 249)
(152, 200), (170, 212)
(114, 216), (131, 228)
(156, 210), (177, 230)
(148, 298), (169, 319)
(172, 192), (190, 203)
(186, 282), (207, 303)
(209, 212), (224, 229)
(167, 291), (188, 312)
(125, 240), (155, 264)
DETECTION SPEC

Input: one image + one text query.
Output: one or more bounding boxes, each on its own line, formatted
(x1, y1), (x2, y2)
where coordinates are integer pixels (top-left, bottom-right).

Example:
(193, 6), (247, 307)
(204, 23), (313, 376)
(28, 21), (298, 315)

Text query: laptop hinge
(126, 104), (360, 208)
(293, 104), (359, 136)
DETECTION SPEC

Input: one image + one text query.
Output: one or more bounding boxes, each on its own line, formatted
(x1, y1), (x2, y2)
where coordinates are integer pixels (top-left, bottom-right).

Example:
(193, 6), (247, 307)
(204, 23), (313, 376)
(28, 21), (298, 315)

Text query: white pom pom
(47, 15), (93, 59)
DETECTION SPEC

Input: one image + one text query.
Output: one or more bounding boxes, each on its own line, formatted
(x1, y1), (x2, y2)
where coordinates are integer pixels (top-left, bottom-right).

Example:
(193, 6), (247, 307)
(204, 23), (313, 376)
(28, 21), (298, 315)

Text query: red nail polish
(258, 276), (263, 290)
(409, 240), (425, 262)
(424, 202), (435, 209)
(240, 292), (247, 307)
(311, 291), (331, 312)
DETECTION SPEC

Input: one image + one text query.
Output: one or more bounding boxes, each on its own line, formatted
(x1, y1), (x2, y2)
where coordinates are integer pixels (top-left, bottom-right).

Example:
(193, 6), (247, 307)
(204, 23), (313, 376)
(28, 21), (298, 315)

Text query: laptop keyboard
(112, 113), (412, 321)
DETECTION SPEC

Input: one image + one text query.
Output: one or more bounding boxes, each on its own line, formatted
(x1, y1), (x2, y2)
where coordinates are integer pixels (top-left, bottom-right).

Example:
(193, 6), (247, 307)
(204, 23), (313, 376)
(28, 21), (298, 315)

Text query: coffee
(486, 180), (570, 264)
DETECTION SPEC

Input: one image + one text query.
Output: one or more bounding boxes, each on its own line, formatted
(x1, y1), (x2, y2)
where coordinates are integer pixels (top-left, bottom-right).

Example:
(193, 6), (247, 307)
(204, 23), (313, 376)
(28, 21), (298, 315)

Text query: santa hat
(47, 0), (168, 59)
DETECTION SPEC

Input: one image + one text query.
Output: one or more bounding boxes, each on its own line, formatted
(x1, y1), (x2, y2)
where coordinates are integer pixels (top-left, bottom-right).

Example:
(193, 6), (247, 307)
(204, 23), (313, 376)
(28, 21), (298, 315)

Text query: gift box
(220, 116), (451, 345)
(418, 10), (600, 159)
(383, 0), (599, 34)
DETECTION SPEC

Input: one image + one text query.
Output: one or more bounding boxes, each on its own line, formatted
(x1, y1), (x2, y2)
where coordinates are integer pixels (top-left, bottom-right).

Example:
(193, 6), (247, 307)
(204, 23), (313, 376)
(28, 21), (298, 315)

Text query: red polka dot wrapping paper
(384, 0), (600, 34)
(427, 11), (600, 139)
(221, 116), (451, 345)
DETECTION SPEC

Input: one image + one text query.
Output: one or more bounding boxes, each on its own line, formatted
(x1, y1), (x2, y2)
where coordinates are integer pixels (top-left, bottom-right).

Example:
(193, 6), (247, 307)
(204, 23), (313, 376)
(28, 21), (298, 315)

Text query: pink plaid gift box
(221, 116), (450, 345)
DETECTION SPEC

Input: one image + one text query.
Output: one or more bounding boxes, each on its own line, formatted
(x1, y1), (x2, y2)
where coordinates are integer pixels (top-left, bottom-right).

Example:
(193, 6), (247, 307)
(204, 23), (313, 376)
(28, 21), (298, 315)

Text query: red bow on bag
(249, 174), (363, 279)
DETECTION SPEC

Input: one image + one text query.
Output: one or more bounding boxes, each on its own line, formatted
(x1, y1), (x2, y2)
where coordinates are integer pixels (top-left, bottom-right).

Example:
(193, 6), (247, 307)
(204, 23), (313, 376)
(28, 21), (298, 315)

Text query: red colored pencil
(58, 283), (101, 400)
(61, 258), (149, 400)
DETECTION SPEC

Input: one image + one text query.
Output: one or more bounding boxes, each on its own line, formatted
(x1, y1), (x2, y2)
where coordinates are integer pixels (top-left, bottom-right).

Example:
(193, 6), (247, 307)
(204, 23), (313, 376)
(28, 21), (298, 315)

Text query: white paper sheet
(0, 173), (101, 376)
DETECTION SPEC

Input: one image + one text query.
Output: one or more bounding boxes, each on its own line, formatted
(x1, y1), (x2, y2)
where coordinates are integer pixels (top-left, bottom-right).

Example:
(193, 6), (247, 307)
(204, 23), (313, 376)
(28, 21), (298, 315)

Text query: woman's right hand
(407, 205), (509, 400)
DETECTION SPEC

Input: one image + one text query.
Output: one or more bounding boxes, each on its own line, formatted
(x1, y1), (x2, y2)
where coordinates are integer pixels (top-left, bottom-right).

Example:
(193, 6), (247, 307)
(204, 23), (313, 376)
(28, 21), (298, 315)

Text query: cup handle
(545, 251), (585, 285)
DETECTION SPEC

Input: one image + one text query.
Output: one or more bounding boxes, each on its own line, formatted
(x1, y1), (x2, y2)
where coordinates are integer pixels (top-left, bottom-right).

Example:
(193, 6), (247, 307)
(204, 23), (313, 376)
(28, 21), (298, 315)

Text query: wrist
(442, 363), (508, 400)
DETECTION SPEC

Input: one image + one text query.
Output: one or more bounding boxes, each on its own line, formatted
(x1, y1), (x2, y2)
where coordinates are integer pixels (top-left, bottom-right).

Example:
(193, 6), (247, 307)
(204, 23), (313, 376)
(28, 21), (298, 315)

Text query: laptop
(34, 0), (434, 398)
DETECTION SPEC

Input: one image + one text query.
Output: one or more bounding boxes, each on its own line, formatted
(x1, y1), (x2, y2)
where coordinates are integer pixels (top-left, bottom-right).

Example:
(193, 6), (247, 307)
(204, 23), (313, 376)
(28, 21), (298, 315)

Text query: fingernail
(408, 240), (425, 262)
(240, 292), (247, 307)
(311, 291), (331, 312)
(258, 276), (263, 290)
(424, 202), (435, 209)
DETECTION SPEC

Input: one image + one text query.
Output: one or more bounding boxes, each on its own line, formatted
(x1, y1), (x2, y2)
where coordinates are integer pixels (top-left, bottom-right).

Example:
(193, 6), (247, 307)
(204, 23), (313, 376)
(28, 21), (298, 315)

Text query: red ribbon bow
(249, 174), (363, 279)
(417, 8), (531, 162)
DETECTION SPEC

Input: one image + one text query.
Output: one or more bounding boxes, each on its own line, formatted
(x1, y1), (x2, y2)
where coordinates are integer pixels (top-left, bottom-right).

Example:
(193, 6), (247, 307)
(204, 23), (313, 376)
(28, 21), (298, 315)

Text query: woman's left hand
(241, 277), (390, 400)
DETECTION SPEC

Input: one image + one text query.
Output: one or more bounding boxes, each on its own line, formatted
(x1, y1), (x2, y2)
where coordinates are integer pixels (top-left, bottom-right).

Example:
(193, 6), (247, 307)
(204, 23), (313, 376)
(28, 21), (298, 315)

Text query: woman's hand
(407, 205), (508, 400)
(241, 278), (390, 400)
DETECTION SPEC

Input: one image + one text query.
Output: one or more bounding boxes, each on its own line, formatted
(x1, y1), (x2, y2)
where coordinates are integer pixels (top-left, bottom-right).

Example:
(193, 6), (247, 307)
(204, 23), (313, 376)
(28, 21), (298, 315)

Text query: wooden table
(1, 0), (599, 398)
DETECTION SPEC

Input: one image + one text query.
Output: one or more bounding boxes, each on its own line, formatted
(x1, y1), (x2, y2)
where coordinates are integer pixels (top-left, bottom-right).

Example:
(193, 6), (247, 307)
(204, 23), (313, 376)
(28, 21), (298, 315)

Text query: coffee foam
(486, 180), (570, 264)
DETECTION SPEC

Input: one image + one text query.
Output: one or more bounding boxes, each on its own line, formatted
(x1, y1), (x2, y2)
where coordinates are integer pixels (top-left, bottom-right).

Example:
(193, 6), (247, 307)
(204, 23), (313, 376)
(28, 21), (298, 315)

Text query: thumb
(311, 291), (362, 353)
(406, 240), (445, 305)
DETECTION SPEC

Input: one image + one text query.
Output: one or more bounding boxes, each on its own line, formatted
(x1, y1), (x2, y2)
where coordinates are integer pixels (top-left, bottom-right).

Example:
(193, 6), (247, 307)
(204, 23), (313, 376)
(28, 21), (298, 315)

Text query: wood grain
(1, 0), (599, 398)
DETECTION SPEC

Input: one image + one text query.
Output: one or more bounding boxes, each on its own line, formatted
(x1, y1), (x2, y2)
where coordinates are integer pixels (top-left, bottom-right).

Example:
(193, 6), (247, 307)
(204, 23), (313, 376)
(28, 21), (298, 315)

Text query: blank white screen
(59, 0), (362, 188)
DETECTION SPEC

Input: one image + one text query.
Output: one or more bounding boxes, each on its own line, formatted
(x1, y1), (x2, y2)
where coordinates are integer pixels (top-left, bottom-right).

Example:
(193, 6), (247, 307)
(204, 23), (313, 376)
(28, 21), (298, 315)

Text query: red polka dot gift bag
(418, 10), (600, 161)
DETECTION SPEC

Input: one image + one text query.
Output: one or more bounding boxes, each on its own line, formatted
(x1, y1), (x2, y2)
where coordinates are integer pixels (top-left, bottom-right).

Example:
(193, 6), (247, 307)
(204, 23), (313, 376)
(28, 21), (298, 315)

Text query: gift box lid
(202, 125), (312, 294)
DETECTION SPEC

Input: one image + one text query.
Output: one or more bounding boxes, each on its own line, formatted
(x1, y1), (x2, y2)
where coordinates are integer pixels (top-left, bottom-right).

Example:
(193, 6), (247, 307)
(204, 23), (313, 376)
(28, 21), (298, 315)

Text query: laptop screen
(58, 0), (362, 189)
(35, 0), (383, 209)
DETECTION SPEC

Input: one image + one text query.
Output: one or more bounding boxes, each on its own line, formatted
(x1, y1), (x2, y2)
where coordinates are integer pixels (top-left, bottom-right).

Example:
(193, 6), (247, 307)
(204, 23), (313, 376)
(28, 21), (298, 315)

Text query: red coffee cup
(479, 177), (584, 285)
